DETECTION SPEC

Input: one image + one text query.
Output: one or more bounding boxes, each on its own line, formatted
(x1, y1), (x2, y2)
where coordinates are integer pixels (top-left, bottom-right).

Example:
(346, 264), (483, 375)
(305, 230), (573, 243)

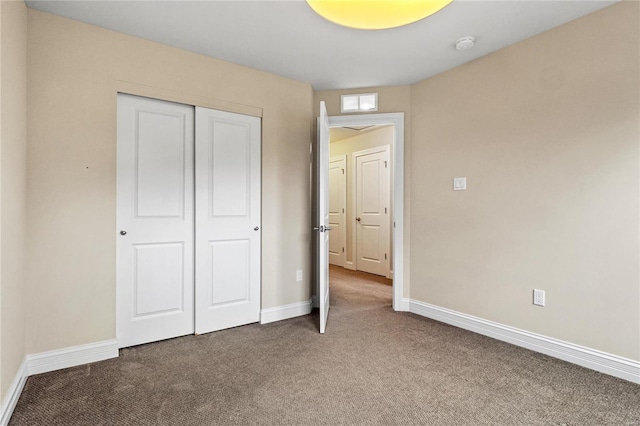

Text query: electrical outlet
(533, 289), (545, 307)
(296, 270), (303, 282)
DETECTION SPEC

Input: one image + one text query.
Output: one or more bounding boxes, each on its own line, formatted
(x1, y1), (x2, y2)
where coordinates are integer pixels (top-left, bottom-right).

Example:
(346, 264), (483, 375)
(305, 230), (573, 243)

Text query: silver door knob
(120, 230), (127, 235)
(356, 217), (361, 222)
(254, 226), (260, 231)
(324, 226), (332, 231)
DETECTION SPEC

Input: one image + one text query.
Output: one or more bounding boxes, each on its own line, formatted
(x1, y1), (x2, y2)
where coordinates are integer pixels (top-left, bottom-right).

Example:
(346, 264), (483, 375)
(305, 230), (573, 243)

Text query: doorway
(329, 129), (392, 279)
(316, 111), (405, 334)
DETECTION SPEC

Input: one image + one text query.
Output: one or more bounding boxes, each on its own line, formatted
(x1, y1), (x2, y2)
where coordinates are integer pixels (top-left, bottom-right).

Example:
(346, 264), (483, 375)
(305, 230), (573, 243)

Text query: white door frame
(352, 145), (391, 278)
(327, 113), (405, 311)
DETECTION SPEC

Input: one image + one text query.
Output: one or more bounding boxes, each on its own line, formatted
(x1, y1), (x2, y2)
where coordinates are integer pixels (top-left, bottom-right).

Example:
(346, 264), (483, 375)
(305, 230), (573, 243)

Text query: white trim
(400, 297), (411, 312)
(408, 299), (640, 384)
(260, 299), (313, 324)
(327, 113), (404, 312)
(116, 81), (263, 118)
(27, 339), (119, 376)
(0, 359), (27, 426)
(344, 261), (356, 271)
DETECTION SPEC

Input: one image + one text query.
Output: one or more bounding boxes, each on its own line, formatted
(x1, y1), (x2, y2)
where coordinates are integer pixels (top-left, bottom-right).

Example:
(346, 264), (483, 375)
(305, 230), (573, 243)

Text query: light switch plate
(453, 177), (467, 191)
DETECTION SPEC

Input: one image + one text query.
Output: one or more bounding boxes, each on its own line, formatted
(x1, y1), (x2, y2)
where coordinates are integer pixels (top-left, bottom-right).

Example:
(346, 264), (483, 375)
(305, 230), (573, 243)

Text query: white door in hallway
(116, 94), (195, 348)
(194, 107), (261, 334)
(329, 155), (346, 267)
(317, 101), (331, 334)
(355, 147), (390, 277)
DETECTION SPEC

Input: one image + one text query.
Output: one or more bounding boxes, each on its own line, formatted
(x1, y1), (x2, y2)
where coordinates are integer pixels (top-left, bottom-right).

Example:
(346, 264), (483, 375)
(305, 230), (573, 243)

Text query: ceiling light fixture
(306, 0), (454, 30)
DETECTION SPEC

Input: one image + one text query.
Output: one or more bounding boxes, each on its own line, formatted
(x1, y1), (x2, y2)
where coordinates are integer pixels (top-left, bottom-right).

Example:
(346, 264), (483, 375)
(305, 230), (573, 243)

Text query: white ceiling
(330, 124), (391, 143)
(25, 0), (616, 90)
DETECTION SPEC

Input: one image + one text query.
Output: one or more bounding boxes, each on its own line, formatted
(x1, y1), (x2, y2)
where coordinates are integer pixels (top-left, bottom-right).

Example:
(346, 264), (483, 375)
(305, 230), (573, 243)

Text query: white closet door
(116, 94), (195, 348)
(195, 107), (261, 334)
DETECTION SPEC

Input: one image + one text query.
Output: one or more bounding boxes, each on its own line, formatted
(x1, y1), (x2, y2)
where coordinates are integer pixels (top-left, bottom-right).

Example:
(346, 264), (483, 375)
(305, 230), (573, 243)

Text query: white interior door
(116, 94), (195, 348)
(355, 147), (390, 277)
(317, 102), (330, 334)
(329, 155), (346, 267)
(195, 107), (261, 334)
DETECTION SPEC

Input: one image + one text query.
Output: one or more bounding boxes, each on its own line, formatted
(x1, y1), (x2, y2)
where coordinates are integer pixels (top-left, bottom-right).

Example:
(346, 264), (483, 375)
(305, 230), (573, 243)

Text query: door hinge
(342, 247), (345, 253)
(384, 253), (387, 260)
(342, 168), (345, 174)
(385, 207), (387, 214)
(342, 208), (345, 213)
(384, 161), (388, 168)
(394, 222), (396, 228)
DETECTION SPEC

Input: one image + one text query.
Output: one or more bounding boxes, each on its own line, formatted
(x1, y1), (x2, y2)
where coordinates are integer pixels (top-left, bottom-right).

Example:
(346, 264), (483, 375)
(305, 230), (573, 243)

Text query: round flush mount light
(306, 0), (454, 30)
(455, 36), (476, 51)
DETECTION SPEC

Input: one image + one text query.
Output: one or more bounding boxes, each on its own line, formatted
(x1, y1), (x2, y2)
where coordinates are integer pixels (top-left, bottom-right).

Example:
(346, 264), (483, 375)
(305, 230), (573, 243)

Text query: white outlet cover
(453, 177), (467, 191)
(533, 289), (545, 306)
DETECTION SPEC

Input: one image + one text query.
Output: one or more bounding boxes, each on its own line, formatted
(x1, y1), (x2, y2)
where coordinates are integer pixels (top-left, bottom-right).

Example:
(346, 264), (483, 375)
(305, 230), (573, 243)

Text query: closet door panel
(195, 107), (261, 334)
(116, 94), (195, 348)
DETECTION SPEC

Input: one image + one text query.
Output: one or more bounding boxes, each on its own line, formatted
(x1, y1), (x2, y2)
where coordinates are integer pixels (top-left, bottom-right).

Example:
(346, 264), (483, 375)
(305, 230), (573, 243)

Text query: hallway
(327, 265), (392, 317)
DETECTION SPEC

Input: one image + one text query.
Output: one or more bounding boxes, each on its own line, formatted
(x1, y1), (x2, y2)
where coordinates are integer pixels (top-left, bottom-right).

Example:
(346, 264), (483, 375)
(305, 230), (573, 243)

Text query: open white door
(317, 102), (330, 333)
(194, 107), (261, 334)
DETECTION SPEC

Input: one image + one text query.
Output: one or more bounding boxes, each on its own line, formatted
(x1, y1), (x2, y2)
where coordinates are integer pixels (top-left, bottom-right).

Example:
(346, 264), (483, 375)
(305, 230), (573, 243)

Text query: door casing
(327, 113), (405, 311)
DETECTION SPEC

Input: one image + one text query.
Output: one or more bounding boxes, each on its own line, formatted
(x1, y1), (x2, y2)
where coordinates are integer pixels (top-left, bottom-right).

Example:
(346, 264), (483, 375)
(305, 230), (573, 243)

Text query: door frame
(327, 113), (405, 311)
(352, 145), (391, 278)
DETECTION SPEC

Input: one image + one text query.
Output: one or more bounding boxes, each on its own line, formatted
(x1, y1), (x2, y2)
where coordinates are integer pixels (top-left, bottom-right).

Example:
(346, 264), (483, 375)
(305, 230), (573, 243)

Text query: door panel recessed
(209, 240), (250, 307)
(133, 242), (184, 316)
(135, 110), (186, 219)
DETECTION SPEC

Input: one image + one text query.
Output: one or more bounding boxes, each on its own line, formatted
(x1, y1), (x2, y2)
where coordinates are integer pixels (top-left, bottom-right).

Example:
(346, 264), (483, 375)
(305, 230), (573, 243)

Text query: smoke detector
(455, 36), (475, 51)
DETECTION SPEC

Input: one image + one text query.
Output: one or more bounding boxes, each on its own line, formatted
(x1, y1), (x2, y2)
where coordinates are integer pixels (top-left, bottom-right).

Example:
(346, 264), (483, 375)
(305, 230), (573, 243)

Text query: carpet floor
(10, 266), (640, 425)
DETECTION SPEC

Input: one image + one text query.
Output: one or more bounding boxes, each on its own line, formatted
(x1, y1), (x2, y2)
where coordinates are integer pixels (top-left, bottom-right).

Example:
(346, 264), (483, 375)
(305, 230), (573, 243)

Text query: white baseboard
(27, 339), (119, 376)
(1, 340), (119, 425)
(344, 261), (356, 271)
(408, 299), (640, 384)
(1, 359), (27, 426)
(398, 297), (411, 312)
(260, 299), (313, 324)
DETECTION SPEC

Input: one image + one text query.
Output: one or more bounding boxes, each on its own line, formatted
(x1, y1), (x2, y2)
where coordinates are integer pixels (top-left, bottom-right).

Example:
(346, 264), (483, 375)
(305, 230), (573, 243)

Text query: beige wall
(330, 126), (393, 265)
(315, 85), (411, 297)
(26, 9), (313, 354)
(4, 0), (636, 388)
(410, 2), (639, 360)
(0, 0), (27, 400)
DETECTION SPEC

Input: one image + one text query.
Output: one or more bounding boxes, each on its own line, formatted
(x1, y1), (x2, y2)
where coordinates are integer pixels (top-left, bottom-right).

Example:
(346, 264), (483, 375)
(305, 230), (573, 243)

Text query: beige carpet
(10, 266), (640, 425)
